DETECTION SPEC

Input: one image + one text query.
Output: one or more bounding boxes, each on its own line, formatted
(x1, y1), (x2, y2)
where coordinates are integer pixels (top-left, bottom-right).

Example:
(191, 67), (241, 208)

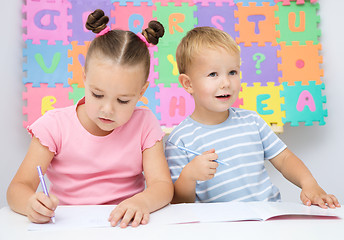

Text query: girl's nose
(101, 102), (114, 115)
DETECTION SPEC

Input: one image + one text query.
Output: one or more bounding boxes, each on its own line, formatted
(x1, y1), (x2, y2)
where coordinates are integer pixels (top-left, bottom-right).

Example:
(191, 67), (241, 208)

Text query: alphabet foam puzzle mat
(22, 0), (326, 132)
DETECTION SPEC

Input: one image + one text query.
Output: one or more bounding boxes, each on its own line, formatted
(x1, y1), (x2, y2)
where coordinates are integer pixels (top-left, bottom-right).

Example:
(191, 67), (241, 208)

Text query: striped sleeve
(165, 139), (189, 183)
(254, 114), (287, 160)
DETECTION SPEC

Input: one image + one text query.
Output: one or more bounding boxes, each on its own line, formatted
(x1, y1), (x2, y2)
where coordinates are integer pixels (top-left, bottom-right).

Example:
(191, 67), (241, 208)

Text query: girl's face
(82, 57), (148, 135)
(182, 47), (241, 124)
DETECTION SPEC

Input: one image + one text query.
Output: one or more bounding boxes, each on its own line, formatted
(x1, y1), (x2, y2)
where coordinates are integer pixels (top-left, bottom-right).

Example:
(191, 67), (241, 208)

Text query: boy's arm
(172, 162), (198, 203)
(172, 149), (218, 203)
(269, 148), (340, 208)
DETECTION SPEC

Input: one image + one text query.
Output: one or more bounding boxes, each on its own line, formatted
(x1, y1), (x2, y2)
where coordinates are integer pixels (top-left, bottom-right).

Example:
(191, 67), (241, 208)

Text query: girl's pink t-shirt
(28, 98), (164, 205)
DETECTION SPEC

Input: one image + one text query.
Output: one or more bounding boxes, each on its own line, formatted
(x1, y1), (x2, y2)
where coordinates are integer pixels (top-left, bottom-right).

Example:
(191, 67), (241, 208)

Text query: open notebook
(28, 202), (339, 231)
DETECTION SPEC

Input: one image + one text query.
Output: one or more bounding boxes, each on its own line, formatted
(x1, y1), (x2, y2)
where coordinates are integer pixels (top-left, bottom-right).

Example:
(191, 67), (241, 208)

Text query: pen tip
(52, 217), (55, 224)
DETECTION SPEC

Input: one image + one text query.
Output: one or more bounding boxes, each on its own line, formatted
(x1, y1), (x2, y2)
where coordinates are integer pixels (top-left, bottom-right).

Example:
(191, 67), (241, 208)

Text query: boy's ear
(179, 74), (193, 94)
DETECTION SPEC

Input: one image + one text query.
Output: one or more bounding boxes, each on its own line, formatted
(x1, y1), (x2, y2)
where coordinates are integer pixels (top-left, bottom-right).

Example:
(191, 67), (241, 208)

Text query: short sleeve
(254, 113), (287, 160)
(165, 139), (189, 183)
(141, 110), (165, 151)
(27, 110), (61, 154)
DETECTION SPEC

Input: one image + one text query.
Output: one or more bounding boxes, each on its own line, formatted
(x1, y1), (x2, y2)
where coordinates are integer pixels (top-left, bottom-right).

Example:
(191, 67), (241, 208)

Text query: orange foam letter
(169, 13), (185, 34)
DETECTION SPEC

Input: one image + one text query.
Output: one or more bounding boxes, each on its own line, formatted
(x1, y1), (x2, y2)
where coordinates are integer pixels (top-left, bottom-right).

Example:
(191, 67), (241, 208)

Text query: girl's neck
(76, 103), (113, 137)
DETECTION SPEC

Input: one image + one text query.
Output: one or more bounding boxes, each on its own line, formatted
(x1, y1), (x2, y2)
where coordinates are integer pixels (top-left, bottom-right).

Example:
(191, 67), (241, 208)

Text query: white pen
(176, 145), (229, 166)
(37, 166), (55, 223)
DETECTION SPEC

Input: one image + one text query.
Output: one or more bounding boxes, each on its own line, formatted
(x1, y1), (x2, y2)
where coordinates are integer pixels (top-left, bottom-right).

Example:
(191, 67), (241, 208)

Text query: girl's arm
(108, 140), (174, 228)
(269, 148), (340, 208)
(7, 136), (58, 222)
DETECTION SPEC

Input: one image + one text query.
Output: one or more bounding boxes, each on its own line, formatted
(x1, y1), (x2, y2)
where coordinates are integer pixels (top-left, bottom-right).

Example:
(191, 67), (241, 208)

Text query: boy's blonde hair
(176, 27), (240, 74)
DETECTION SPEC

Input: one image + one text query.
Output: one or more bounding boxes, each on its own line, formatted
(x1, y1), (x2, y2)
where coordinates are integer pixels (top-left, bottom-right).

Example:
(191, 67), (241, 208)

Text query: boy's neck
(190, 109), (229, 125)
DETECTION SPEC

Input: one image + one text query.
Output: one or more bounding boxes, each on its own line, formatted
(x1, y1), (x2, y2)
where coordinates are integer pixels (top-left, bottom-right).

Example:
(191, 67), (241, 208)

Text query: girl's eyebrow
(90, 85), (104, 92)
(118, 93), (136, 97)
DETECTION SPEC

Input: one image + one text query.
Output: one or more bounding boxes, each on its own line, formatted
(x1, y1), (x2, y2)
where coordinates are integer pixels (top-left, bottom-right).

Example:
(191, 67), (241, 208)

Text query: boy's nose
(221, 76), (231, 88)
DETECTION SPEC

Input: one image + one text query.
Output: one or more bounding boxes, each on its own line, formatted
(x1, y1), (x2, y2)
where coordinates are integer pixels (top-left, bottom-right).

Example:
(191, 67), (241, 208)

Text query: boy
(165, 27), (340, 208)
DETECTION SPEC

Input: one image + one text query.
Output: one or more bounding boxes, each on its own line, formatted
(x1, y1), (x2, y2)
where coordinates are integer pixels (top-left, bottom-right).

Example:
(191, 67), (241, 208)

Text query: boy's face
(180, 47), (241, 123)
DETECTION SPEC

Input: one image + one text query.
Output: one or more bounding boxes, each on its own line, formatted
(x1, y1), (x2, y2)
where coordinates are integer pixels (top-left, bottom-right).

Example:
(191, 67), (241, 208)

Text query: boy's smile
(180, 47), (241, 125)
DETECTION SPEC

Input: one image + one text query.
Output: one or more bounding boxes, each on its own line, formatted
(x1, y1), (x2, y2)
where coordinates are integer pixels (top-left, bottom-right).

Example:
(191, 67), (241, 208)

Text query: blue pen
(37, 166), (55, 223)
(176, 145), (229, 166)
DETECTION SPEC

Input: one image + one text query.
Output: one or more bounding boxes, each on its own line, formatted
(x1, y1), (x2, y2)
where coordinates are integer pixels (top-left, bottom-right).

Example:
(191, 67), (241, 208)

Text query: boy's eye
(92, 92), (103, 98)
(117, 99), (129, 104)
(208, 72), (217, 77)
(229, 70), (238, 76)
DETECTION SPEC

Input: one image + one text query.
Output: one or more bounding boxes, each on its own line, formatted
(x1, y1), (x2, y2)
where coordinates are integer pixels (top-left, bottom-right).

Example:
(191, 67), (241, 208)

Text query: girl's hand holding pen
(26, 192), (59, 224)
(183, 149), (219, 181)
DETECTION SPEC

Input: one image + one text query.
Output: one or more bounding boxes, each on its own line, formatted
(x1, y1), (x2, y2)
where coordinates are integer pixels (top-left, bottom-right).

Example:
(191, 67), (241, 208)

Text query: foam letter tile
(240, 82), (285, 126)
(68, 41), (90, 88)
(23, 40), (72, 88)
(275, 1), (320, 45)
(154, 43), (181, 88)
(22, 0), (72, 45)
(240, 42), (281, 86)
(137, 85), (161, 120)
(274, 0), (317, 6)
(195, 2), (238, 39)
(234, 0), (275, 6)
(156, 84), (195, 127)
(277, 41), (323, 86)
(193, 0), (234, 7)
(111, 2), (155, 33)
(68, 0), (115, 42)
(23, 83), (74, 128)
(281, 81), (327, 126)
(111, 0), (153, 6)
(69, 84), (85, 104)
(154, 2), (198, 45)
(234, 2), (279, 46)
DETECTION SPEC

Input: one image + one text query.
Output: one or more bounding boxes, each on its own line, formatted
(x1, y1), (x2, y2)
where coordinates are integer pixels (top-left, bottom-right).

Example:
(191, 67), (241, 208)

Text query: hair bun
(85, 9), (109, 34)
(143, 20), (165, 45)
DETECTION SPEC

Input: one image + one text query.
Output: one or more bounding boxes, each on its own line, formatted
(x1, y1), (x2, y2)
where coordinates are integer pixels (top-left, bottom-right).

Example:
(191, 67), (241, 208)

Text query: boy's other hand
(300, 183), (340, 209)
(184, 149), (219, 181)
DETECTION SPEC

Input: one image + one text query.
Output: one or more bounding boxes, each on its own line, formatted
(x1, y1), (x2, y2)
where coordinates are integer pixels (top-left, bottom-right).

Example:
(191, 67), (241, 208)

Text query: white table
(1, 203), (344, 240)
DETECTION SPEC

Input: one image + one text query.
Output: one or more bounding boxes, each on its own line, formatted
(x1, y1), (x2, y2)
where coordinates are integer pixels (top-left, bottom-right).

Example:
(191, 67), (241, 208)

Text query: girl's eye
(92, 92), (103, 98)
(117, 99), (129, 104)
(208, 72), (217, 77)
(229, 70), (238, 76)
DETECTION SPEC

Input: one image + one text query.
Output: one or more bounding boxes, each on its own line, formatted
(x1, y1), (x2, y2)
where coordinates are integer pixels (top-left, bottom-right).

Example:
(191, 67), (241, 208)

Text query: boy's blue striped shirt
(165, 108), (287, 203)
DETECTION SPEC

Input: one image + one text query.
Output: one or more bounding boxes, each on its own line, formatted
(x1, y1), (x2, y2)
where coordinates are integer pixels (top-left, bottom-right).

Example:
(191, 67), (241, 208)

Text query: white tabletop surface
(1, 203), (343, 240)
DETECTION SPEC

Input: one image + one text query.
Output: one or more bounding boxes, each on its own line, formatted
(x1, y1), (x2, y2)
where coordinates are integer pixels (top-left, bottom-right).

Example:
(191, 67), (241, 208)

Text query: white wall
(1, 0), (343, 208)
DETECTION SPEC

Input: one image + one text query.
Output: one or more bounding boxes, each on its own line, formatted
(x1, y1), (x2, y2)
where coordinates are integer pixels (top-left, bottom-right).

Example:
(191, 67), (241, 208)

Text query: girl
(7, 9), (173, 228)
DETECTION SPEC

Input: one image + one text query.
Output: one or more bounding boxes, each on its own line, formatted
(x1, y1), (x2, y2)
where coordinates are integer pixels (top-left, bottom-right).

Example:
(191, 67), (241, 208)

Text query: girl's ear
(82, 68), (86, 83)
(179, 74), (193, 94)
(139, 81), (150, 97)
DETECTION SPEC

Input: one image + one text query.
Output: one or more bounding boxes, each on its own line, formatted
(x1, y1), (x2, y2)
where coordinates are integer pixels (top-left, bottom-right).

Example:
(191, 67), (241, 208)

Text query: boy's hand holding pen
(177, 146), (221, 181)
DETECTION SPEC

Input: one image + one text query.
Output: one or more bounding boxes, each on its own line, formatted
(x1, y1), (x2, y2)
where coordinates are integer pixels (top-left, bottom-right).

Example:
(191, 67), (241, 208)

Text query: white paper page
(149, 203), (202, 224)
(28, 204), (202, 231)
(246, 202), (339, 221)
(28, 205), (114, 231)
(191, 202), (262, 222)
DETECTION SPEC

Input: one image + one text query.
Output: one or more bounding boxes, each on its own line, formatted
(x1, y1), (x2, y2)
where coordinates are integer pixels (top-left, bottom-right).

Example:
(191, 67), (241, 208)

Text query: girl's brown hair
(85, 9), (165, 81)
